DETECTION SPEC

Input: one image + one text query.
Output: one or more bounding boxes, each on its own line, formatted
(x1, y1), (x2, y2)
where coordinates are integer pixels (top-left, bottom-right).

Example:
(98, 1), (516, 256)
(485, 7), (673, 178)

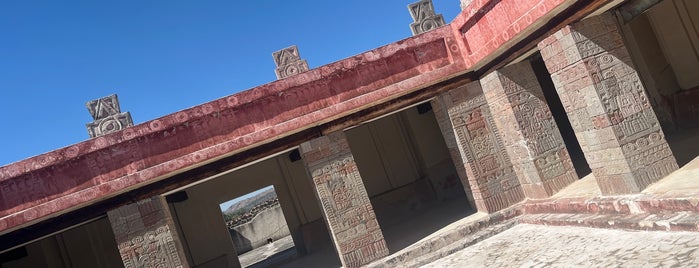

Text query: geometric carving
(272, 45), (310, 79)
(85, 94), (134, 138)
(86, 113), (134, 138)
(299, 131), (389, 267)
(537, 12), (678, 194)
(408, 0), (446, 35)
(87, 94), (121, 120)
(481, 61), (578, 199)
(433, 81), (525, 213)
(107, 196), (188, 268)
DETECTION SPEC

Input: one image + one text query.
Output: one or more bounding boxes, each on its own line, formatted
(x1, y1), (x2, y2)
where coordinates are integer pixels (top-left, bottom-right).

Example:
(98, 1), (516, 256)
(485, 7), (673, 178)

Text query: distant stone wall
(225, 198), (279, 229)
(228, 205), (291, 254)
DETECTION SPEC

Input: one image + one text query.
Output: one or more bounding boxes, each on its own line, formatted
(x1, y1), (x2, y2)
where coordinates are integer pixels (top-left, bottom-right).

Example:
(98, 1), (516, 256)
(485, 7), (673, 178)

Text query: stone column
(107, 196), (188, 268)
(433, 81), (525, 213)
(481, 61), (578, 199)
(537, 12), (678, 194)
(431, 97), (476, 208)
(299, 131), (389, 267)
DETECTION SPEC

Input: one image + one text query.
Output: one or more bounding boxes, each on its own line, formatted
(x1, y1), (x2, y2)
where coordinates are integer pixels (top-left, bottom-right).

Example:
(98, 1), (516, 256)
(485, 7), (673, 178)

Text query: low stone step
(523, 195), (699, 215)
(400, 219), (517, 268)
(519, 212), (699, 232)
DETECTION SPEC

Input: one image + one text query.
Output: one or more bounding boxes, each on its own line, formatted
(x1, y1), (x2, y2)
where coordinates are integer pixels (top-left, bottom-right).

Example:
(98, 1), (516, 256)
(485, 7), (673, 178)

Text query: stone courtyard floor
(281, 155), (699, 267)
(423, 224), (699, 267)
(239, 235), (295, 267)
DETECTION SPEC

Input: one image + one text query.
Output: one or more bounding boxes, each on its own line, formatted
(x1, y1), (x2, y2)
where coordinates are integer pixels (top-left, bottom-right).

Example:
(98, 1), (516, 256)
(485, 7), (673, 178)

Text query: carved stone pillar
(430, 98), (476, 207)
(538, 12), (678, 194)
(433, 81), (525, 213)
(299, 131), (388, 267)
(107, 196), (188, 268)
(481, 61), (578, 199)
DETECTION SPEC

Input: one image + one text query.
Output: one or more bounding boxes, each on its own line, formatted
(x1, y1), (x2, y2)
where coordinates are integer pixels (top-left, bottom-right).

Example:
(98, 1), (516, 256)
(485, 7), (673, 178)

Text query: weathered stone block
(299, 131), (388, 267)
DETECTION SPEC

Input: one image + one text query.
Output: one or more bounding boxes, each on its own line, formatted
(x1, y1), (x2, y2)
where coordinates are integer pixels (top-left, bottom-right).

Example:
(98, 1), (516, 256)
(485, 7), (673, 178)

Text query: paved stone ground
(423, 224), (699, 267)
(239, 235), (295, 267)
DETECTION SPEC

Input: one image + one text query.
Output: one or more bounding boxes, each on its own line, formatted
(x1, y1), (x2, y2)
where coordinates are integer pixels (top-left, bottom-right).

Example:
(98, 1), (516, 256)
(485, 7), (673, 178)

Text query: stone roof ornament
(408, 0), (446, 35)
(272, 45), (309, 79)
(85, 94), (134, 138)
(460, 0), (473, 10)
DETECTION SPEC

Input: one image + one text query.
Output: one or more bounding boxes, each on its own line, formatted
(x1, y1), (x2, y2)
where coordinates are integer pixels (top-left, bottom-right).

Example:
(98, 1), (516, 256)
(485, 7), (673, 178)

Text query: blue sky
(0, 1), (461, 166)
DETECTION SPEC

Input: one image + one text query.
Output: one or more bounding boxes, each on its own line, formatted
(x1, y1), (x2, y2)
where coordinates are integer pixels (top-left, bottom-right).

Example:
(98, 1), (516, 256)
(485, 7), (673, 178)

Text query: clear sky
(0, 1), (461, 166)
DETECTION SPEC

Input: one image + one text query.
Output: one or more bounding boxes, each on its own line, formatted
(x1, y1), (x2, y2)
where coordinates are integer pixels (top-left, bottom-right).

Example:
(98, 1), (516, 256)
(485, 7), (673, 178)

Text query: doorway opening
(219, 186), (295, 268)
(167, 154), (334, 268)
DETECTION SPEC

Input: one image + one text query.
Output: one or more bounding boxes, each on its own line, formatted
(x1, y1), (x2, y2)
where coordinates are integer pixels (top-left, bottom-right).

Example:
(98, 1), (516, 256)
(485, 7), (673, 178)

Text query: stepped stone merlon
(408, 0), (445, 35)
(272, 45), (309, 79)
(85, 94), (134, 138)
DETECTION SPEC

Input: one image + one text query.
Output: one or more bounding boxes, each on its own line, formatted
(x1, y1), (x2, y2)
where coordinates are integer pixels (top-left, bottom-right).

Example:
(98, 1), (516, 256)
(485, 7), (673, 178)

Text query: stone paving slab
(423, 224), (699, 267)
(366, 207), (522, 268)
(239, 235), (295, 267)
